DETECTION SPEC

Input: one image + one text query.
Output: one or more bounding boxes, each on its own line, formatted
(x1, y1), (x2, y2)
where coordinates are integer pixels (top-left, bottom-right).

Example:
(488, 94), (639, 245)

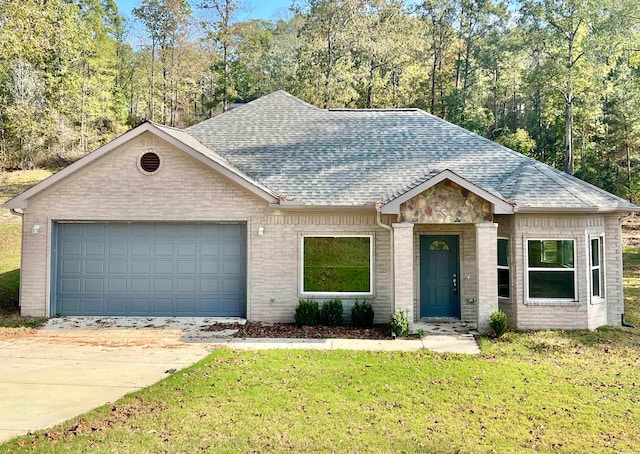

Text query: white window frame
(525, 238), (577, 302)
(589, 234), (605, 302)
(300, 234), (374, 296)
(497, 237), (510, 299)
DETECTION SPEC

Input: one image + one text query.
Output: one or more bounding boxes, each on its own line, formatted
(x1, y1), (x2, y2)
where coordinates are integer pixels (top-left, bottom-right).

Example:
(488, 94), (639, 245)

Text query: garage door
(54, 223), (246, 316)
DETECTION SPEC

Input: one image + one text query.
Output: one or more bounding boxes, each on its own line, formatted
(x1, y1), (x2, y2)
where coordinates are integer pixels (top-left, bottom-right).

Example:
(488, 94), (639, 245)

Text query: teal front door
(420, 235), (460, 318)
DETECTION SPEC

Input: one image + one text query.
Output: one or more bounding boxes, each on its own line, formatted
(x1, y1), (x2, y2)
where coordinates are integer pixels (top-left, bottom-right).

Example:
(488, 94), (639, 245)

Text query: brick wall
(19, 133), (394, 321)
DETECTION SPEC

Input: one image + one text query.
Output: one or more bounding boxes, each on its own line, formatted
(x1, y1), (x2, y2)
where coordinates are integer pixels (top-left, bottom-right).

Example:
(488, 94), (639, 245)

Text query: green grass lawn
(2, 337), (639, 453)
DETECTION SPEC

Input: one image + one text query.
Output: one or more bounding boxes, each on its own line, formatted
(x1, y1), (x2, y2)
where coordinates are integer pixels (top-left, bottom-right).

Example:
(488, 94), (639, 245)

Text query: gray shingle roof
(186, 90), (636, 211)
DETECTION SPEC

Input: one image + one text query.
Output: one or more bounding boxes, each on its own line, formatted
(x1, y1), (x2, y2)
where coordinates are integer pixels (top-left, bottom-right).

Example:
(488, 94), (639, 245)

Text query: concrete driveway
(0, 324), (214, 443)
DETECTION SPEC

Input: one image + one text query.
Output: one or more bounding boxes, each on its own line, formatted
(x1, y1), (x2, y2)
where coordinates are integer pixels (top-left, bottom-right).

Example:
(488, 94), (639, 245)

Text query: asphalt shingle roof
(185, 90), (636, 210)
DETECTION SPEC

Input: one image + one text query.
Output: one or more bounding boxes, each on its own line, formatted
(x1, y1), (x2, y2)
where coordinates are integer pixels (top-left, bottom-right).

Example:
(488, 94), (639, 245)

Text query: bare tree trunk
(564, 92), (574, 174)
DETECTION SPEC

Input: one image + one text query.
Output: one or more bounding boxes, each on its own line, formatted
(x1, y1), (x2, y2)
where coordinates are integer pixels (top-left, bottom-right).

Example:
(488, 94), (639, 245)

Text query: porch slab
(414, 320), (478, 335)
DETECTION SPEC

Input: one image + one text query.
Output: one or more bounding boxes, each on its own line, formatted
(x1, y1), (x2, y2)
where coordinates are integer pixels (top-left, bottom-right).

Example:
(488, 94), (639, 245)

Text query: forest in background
(1, 0), (640, 201)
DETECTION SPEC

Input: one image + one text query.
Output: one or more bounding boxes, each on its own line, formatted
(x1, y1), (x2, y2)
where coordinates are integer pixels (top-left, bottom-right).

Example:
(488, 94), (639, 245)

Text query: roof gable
(3, 122), (278, 209)
(379, 169), (515, 215)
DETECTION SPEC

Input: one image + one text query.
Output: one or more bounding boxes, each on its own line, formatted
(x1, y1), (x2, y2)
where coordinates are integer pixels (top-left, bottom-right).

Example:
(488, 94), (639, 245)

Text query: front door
(420, 235), (460, 318)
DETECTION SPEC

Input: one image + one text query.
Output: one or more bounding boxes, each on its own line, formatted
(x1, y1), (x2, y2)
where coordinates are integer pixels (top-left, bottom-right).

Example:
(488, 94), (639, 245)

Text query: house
(4, 91), (638, 332)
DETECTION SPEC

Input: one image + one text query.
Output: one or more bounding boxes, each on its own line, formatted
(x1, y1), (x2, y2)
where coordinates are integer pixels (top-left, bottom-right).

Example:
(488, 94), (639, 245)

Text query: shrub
(489, 310), (508, 338)
(351, 300), (374, 327)
(321, 299), (344, 327)
(390, 310), (409, 337)
(295, 299), (319, 327)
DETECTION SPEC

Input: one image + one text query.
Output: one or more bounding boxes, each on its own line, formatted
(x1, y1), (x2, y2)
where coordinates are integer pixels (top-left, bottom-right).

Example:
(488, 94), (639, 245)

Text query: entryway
(419, 235), (460, 318)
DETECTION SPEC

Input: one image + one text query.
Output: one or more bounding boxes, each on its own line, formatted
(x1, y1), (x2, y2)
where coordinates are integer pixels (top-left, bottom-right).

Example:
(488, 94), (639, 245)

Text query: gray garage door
(54, 223), (246, 316)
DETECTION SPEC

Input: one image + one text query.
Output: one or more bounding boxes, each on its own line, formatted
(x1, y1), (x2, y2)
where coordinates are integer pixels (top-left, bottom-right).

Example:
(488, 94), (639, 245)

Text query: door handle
(452, 273), (457, 294)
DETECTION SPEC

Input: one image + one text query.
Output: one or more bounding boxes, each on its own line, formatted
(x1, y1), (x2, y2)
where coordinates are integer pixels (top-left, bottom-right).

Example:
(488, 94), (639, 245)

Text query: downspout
(621, 314), (636, 329)
(376, 209), (394, 312)
(10, 208), (24, 218)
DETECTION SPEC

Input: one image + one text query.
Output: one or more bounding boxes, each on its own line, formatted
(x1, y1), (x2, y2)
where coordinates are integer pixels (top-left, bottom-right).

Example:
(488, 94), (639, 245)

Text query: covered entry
(53, 222), (247, 316)
(419, 235), (460, 318)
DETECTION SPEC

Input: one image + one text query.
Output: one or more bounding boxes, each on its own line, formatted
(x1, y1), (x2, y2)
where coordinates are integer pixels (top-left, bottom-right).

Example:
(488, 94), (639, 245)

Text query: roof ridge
(328, 108), (421, 112)
(530, 160), (596, 206)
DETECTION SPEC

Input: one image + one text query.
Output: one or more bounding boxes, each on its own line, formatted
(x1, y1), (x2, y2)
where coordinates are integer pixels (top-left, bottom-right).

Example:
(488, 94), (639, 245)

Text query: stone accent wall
(399, 180), (493, 224)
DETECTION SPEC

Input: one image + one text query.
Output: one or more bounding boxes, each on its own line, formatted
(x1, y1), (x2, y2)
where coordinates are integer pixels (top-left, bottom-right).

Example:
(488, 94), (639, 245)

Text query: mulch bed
(203, 321), (393, 340)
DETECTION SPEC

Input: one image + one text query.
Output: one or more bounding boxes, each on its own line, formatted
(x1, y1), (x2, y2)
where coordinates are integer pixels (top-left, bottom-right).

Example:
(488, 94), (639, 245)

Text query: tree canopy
(1, 0), (639, 200)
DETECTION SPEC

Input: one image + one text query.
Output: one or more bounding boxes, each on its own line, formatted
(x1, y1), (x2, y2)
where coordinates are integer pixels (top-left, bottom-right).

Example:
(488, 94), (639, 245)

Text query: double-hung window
(301, 235), (373, 294)
(527, 239), (575, 299)
(497, 238), (510, 298)
(591, 237), (604, 298)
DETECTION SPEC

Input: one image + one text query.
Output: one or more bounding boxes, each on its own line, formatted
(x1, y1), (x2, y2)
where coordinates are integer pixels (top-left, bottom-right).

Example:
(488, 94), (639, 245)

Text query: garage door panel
(130, 299), (150, 314)
(84, 278), (104, 292)
(131, 260), (150, 274)
(154, 278), (173, 292)
(62, 260), (81, 273)
(55, 223), (246, 316)
(85, 260), (104, 274)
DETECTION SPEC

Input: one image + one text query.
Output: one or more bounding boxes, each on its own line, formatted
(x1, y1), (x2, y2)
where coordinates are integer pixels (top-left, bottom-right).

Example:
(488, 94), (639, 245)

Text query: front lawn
(3, 337), (639, 453)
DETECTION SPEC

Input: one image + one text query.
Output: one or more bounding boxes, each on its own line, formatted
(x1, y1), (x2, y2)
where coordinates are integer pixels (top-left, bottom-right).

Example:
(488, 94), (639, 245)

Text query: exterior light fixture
(258, 226), (265, 236)
(32, 224), (40, 234)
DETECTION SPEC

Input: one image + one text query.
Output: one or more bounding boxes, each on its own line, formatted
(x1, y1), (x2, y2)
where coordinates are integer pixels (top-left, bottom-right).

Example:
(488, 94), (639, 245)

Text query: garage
(53, 222), (247, 317)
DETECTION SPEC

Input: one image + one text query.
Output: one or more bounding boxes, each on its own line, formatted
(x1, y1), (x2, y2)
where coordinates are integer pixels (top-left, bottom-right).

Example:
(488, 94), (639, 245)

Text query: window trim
(299, 234), (374, 296)
(589, 234), (605, 302)
(497, 237), (510, 300)
(525, 238), (577, 302)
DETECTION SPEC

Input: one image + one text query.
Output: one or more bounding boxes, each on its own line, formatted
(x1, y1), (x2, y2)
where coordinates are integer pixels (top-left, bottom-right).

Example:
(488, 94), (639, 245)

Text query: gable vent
(140, 152), (161, 173)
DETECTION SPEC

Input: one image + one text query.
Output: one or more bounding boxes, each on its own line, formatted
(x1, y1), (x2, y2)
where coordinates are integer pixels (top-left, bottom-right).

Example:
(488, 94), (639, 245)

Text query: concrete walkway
(201, 335), (480, 354)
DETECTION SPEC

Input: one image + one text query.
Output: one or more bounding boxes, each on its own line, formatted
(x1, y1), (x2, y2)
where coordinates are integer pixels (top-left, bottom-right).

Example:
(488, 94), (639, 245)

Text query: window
(302, 236), (372, 294)
(591, 237), (604, 298)
(428, 240), (449, 251)
(498, 238), (509, 298)
(527, 239), (575, 299)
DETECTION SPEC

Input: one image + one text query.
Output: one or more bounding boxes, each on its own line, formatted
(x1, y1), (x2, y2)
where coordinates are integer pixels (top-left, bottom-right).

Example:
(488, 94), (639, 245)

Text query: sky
(115, 0), (295, 21)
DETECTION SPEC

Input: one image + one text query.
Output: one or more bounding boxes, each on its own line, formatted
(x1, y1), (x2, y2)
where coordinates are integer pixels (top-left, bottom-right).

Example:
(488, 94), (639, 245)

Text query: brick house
(4, 91), (638, 332)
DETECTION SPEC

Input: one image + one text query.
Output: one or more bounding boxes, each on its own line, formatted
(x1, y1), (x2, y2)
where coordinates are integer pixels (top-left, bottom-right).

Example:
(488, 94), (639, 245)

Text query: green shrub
(351, 300), (374, 327)
(295, 300), (319, 327)
(321, 299), (344, 327)
(390, 310), (409, 337)
(489, 310), (508, 338)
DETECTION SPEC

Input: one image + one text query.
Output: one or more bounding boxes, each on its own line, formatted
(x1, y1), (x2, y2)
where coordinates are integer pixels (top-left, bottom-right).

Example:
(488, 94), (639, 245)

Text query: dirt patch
(205, 321), (393, 340)
(0, 327), (38, 339)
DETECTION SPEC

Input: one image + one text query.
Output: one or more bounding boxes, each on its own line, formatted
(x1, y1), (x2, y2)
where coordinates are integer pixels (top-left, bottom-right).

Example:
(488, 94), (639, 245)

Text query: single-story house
(5, 91), (638, 332)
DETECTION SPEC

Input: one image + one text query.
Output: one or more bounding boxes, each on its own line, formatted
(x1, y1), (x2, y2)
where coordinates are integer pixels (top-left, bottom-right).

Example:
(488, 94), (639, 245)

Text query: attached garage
(53, 222), (247, 317)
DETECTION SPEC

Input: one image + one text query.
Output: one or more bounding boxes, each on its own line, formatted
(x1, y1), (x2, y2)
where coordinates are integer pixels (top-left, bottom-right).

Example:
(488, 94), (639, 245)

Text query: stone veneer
(399, 180), (493, 224)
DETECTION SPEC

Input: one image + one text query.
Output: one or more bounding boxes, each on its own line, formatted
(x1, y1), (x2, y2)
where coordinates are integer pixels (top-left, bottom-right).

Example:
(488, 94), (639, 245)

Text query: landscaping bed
(204, 321), (393, 339)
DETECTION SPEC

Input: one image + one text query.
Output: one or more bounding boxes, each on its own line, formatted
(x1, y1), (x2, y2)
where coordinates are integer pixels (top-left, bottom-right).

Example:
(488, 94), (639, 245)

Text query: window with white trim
(498, 238), (510, 298)
(591, 237), (604, 298)
(527, 239), (575, 299)
(301, 236), (372, 294)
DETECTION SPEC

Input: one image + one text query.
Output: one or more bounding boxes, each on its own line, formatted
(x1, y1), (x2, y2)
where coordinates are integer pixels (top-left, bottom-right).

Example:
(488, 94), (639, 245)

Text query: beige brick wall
(19, 132), (394, 322)
(507, 213), (624, 330)
(475, 223), (498, 333)
(17, 130), (626, 330)
(495, 215), (516, 326)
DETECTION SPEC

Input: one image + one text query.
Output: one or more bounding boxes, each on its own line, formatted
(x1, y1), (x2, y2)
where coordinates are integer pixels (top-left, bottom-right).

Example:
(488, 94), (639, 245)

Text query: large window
(591, 237), (604, 298)
(302, 236), (372, 294)
(527, 239), (575, 299)
(498, 238), (510, 298)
